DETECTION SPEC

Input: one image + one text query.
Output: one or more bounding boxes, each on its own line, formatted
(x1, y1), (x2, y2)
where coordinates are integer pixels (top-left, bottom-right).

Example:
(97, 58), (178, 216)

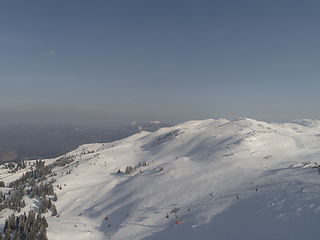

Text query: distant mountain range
(0, 121), (171, 162)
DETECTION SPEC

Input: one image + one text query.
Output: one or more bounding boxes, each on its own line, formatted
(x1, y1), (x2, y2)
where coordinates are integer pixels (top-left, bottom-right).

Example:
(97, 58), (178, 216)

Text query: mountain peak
(290, 119), (320, 128)
(150, 121), (161, 124)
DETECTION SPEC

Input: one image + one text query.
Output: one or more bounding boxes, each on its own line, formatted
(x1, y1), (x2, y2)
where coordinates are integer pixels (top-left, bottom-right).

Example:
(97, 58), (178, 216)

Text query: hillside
(1, 118), (320, 239)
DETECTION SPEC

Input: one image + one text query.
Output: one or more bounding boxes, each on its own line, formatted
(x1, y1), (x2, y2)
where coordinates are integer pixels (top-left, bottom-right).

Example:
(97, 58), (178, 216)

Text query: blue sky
(2, 0), (320, 127)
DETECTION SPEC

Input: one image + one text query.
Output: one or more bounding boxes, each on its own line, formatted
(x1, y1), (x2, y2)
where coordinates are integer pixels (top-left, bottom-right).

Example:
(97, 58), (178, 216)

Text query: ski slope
(3, 118), (320, 239)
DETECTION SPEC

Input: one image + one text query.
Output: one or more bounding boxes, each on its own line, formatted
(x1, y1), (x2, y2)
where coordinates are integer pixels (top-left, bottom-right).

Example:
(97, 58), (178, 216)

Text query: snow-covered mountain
(2, 118), (320, 239)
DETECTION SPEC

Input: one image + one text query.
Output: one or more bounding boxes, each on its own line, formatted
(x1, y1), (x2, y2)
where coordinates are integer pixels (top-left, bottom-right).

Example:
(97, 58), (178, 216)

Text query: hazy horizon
(2, 1), (320, 127)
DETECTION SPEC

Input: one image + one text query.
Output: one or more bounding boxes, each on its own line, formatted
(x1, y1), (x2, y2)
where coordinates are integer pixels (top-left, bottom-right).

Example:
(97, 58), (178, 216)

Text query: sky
(1, 0), (320, 127)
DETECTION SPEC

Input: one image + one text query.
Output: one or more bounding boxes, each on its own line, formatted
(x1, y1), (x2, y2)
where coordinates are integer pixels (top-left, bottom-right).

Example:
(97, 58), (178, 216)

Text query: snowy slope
(3, 118), (320, 239)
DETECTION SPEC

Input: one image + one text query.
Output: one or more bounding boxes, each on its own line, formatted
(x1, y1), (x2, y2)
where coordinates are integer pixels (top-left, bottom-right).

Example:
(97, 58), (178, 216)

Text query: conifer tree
(30, 187), (36, 198)
(51, 204), (58, 216)
(41, 216), (48, 228)
(13, 230), (19, 240)
(38, 227), (48, 240)
(4, 228), (10, 240)
(9, 213), (16, 231)
(53, 193), (58, 201)
(27, 228), (36, 240)
(34, 214), (42, 233)
(3, 220), (7, 233)
(125, 166), (133, 174)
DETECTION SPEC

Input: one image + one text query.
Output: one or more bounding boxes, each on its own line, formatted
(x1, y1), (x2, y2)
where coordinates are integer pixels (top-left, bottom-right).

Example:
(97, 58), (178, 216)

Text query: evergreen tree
(38, 227), (48, 240)
(8, 213), (16, 231)
(34, 214), (42, 233)
(53, 193), (58, 202)
(26, 228), (36, 240)
(40, 216), (48, 229)
(30, 187), (36, 198)
(125, 166), (133, 174)
(51, 204), (58, 216)
(4, 228), (10, 240)
(25, 210), (35, 233)
(13, 230), (19, 240)
(3, 220), (8, 233)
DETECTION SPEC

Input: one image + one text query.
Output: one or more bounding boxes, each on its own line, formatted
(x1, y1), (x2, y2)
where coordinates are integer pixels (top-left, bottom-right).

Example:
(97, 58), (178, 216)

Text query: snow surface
(2, 118), (320, 239)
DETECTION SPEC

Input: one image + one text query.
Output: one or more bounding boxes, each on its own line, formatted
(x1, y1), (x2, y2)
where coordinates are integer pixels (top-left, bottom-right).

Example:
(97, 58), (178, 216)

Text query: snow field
(1, 118), (320, 239)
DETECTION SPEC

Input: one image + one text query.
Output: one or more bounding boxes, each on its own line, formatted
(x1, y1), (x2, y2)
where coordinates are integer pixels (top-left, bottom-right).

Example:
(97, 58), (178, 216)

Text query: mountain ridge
(44, 118), (320, 239)
(1, 118), (320, 239)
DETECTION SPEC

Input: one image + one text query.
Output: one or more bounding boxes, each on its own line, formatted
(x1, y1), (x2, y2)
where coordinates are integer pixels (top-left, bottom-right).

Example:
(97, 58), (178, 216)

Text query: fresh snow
(2, 118), (320, 239)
